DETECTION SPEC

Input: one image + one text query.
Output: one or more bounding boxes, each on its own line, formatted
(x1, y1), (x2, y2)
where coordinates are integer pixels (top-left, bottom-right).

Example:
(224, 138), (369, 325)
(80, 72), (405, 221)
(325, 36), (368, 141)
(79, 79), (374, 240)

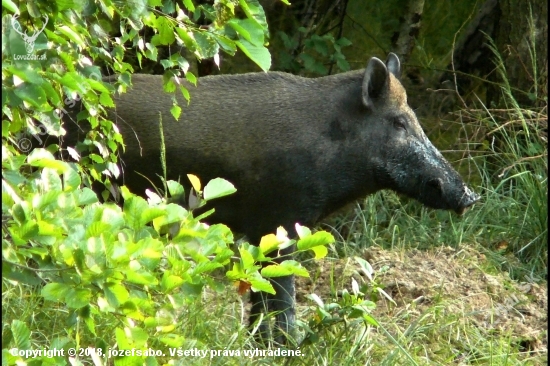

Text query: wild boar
(64, 53), (479, 345)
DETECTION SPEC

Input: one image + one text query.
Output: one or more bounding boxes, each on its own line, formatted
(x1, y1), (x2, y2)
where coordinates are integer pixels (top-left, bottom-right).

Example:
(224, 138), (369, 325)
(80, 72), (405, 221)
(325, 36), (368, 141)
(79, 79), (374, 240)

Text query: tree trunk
(391, 0), (425, 63)
(493, 0), (547, 107)
(448, 0), (547, 108)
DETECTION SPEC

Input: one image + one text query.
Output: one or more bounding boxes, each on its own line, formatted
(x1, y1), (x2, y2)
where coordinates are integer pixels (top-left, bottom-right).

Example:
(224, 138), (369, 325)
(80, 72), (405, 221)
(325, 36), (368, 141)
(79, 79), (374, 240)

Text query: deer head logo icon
(11, 14), (49, 54)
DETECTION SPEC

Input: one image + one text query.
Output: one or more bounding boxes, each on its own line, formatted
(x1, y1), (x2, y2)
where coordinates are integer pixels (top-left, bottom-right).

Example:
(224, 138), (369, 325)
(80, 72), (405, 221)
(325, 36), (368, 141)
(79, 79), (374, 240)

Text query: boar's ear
(362, 57), (389, 109)
(386, 52), (401, 79)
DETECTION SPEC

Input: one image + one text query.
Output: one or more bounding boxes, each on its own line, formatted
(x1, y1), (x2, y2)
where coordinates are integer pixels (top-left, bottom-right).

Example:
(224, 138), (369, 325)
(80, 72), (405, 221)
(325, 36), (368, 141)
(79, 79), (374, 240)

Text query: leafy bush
(2, 1), (337, 365)
(2, 146), (333, 364)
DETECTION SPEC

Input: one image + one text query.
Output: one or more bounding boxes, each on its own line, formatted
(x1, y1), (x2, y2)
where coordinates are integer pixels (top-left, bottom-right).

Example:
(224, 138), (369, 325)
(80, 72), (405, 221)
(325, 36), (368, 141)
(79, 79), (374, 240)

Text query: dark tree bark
(493, 0), (547, 107)
(449, 0), (547, 107)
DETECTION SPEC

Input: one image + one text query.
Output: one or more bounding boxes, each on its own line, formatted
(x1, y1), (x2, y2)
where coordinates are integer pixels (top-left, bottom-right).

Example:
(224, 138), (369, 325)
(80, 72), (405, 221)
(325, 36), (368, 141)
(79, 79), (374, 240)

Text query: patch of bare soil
(296, 245), (547, 358)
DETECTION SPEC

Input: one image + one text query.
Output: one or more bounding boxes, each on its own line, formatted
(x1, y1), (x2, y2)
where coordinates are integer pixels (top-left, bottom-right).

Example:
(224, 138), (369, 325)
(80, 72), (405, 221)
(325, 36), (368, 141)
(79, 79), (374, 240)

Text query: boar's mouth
(422, 177), (480, 216)
(454, 185), (480, 215)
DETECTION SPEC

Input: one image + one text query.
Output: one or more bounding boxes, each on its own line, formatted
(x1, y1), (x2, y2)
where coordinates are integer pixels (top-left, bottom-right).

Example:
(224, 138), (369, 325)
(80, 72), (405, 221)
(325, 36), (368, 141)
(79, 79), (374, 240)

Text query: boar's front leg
(249, 244), (297, 346)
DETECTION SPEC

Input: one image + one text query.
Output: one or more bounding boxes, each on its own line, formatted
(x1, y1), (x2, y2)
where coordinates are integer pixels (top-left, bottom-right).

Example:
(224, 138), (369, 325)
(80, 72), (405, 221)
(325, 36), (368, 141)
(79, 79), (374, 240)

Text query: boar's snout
(424, 177), (480, 215)
(455, 184), (480, 215)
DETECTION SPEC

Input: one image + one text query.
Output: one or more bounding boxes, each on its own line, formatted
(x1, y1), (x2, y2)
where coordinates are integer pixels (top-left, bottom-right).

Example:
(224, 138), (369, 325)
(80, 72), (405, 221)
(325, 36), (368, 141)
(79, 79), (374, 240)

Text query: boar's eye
(392, 116), (407, 131)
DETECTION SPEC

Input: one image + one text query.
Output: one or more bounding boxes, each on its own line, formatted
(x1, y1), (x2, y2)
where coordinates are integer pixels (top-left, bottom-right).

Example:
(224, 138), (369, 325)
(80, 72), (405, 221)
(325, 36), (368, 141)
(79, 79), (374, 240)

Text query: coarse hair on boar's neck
(62, 52), (479, 346)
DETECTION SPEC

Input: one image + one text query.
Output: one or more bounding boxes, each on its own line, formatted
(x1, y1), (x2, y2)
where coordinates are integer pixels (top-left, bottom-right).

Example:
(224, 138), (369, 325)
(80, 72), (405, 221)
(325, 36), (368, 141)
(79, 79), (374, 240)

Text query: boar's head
(362, 53), (479, 214)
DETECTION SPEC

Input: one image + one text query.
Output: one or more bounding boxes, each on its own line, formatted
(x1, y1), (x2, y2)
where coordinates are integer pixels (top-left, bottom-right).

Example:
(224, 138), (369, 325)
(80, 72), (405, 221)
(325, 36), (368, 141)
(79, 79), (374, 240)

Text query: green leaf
(123, 326), (149, 348)
(296, 230), (334, 251)
(41, 167), (63, 191)
(58, 25), (86, 48)
(124, 195), (150, 230)
(152, 203), (188, 231)
(212, 34), (237, 54)
(27, 149), (69, 172)
(194, 32), (219, 59)
(258, 233), (283, 255)
(170, 103), (181, 120)
(161, 273), (185, 292)
(99, 92), (114, 107)
(141, 207), (166, 225)
(175, 27), (196, 52)
(261, 260), (309, 277)
(181, 282), (204, 297)
(83, 314), (96, 335)
(180, 84), (190, 102)
(75, 188), (99, 206)
(42, 283), (70, 301)
(135, 238), (164, 266)
(65, 288), (92, 308)
(104, 283), (129, 307)
(89, 154), (104, 164)
(300, 53), (328, 75)
(3, 267), (42, 286)
(36, 219), (62, 239)
(239, 247), (256, 269)
(226, 262), (244, 280)
(261, 264), (292, 277)
(203, 177), (236, 201)
(228, 19), (264, 46)
(159, 334), (185, 347)
(166, 180), (185, 197)
(40, 82), (61, 106)
(3, 0), (20, 14)
(6, 65), (43, 84)
(59, 72), (88, 94)
(309, 245), (328, 259)
(11, 320), (31, 350)
(191, 261), (223, 275)
(335, 54), (350, 72)
(295, 223), (311, 239)
(249, 274), (275, 294)
(63, 165), (81, 191)
(238, 0), (269, 34)
(13, 83), (47, 107)
(85, 221), (112, 238)
(310, 35), (328, 56)
(11, 201), (30, 224)
(336, 37), (352, 47)
(296, 226), (332, 258)
(363, 313), (380, 326)
(145, 42), (158, 61)
(18, 220), (39, 241)
(182, 0), (195, 11)
(235, 39), (271, 72)
(155, 16), (175, 45)
(115, 327), (131, 349)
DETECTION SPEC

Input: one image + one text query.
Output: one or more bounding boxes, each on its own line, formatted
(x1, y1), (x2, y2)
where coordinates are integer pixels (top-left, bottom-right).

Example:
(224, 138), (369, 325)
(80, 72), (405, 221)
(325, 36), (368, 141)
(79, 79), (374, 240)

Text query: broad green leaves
(203, 177), (237, 201)
(226, 225), (333, 297)
(296, 223), (333, 259)
(261, 260), (309, 277)
(3, 154), (335, 364)
(229, 17), (271, 70)
(236, 39), (271, 71)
